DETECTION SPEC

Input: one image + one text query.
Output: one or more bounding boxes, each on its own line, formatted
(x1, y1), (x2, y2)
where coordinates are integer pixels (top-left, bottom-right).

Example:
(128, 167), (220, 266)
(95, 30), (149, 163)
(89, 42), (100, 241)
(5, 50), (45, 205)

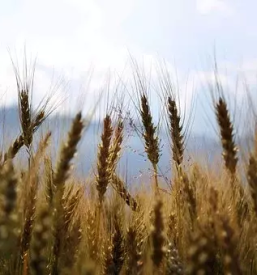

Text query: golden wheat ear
(0, 161), (19, 258)
(30, 206), (52, 275)
(186, 229), (217, 275)
(102, 215), (124, 275)
(215, 97), (238, 176)
(167, 96), (185, 167)
(19, 132), (51, 273)
(16, 74), (41, 152)
(151, 198), (166, 272)
(3, 135), (24, 163)
(96, 114), (113, 204)
(130, 60), (161, 196)
(4, 89), (53, 165)
(214, 97), (250, 225)
(53, 112), (84, 195)
(44, 156), (54, 205)
(108, 118), (123, 175)
(125, 226), (143, 275)
(157, 63), (193, 174)
(59, 187), (83, 272)
(51, 112), (84, 274)
(140, 94), (160, 196)
(111, 174), (139, 211)
(17, 85), (32, 149)
(217, 216), (243, 274)
(165, 242), (184, 275)
(179, 169), (197, 226)
(247, 154), (257, 214)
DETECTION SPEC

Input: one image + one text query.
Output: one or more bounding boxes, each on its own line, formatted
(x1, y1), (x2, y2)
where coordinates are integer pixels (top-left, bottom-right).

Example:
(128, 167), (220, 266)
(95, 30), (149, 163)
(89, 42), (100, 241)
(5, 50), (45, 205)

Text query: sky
(0, 0), (257, 134)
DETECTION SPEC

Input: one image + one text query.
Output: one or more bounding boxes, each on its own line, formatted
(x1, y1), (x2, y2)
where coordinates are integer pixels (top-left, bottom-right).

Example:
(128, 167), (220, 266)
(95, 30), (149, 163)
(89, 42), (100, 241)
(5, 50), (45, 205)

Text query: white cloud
(0, 0), (141, 111)
(0, 0), (253, 123)
(0, 0), (184, 120)
(196, 0), (233, 15)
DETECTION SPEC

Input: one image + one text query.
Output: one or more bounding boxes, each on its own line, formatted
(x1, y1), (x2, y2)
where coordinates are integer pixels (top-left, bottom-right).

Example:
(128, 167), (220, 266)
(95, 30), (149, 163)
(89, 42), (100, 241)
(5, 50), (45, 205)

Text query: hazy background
(0, 0), (256, 182)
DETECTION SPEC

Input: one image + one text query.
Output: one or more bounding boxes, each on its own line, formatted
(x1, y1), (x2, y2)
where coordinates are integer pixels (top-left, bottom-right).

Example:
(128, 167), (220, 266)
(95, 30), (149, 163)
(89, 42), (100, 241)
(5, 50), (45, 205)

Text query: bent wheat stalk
(111, 174), (139, 211)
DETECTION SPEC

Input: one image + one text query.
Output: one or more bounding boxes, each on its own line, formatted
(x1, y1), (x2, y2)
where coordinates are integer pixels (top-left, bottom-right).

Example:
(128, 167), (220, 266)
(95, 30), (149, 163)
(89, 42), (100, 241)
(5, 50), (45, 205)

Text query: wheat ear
(151, 199), (165, 272)
(167, 96), (184, 167)
(111, 174), (139, 211)
(218, 216), (243, 275)
(108, 119), (123, 174)
(19, 132), (51, 273)
(3, 111), (46, 163)
(165, 242), (184, 275)
(30, 207), (52, 275)
(186, 230), (217, 275)
(51, 112), (84, 275)
(140, 94), (160, 196)
(18, 88), (32, 149)
(215, 97), (238, 175)
(96, 115), (113, 204)
(102, 215), (124, 275)
(125, 227), (143, 275)
(247, 154), (257, 214)
(0, 161), (19, 258)
(179, 169), (197, 225)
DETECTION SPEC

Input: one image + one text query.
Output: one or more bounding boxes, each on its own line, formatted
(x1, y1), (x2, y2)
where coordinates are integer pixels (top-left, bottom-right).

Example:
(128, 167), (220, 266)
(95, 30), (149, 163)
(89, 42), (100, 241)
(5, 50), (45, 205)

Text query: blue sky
(0, 0), (257, 134)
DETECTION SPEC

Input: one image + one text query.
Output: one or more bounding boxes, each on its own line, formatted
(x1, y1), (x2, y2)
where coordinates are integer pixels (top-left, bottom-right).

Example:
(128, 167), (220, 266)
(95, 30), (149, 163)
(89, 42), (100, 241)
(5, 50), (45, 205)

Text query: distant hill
(1, 106), (250, 185)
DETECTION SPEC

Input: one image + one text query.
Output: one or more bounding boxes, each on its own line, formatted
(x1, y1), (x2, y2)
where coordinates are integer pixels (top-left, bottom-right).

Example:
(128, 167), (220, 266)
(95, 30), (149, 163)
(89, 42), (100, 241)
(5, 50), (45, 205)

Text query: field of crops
(0, 63), (256, 275)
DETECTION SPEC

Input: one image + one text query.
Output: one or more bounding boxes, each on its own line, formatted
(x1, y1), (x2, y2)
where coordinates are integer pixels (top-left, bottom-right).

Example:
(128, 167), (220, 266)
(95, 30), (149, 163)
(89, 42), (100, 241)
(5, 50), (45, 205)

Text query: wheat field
(0, 63), (256, 275)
